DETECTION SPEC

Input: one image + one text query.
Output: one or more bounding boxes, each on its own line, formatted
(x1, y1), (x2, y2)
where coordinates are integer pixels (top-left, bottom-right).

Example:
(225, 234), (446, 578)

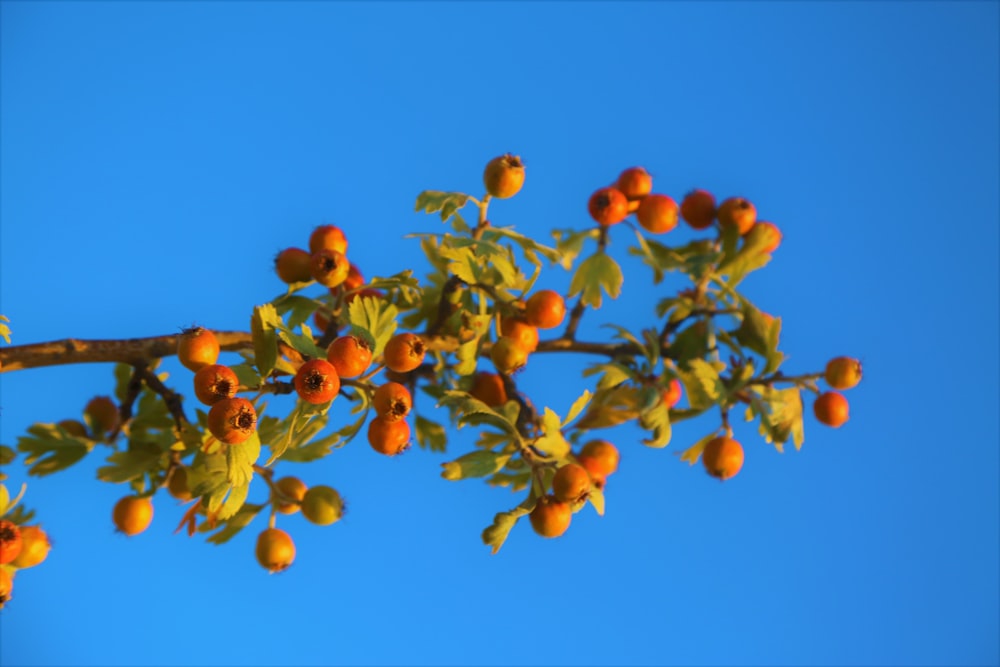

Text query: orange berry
(84, 395), (119, 436)
(746, 221), (782, 253)
(636, 193), (679, 234)
(342, 263), (365, 292)
(177, 327), (220, 372)
(294, 359), (341, 404)
(167, 466), (193, 502)
(680, 189), (716, 230)
(588, 187), (629, 226)
(616, 167), (653, 201)
(256, 527), (295, 573)
(193, 364), (239, 406)
(383, 332), (426, 374)
(552, 463), (590, 504)
(326, 335), (373, 378)
(274, 247), (312, 284)
(814, 391), (850, 427)
(58, 419), (88, 438)
(529, 495), (571, 538)
(207, 397), (258, 445)
(469, 372), (508, 407)
(661, 379), (683, 409)
(490, 336), (528, 374)
(577, 440), (619, 478)
(525, 290), (566, 330)
(499, 316), (539, 353)
(313, 310), (331, 333)
(367, 416), (411, 456)
(702, 437), (744, 480)
(113, 496), (154, 536)
(310, 248), (350, 288)
(372, 382), (412, 421)
(10, 525), (51, 569)
(309, 224), (348, 255)
(0, 520), (22, 565)
(0, 567), (11, 609)
(717, 197), (757, 235)
(825, 357), (862, 390)
(273, 476), (308, 515)
(483, 154), (525, 199)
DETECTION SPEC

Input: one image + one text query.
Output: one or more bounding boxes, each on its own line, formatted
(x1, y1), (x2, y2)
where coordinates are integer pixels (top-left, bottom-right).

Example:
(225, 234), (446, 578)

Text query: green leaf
(273, 295), (320, 330)
(551, 228), (597, 270)
(205, 503), (265, 545)
(97, 441), (165, 484)
(415, 414), (448, 452)
(441, 451), (511, 481)
(226, 432), (260, 487)
(414, 190), (473, 223)
(17, 423), (94, 476)
(573, 385), (642, 430)
(481, 498), (533, 555)
(113, 363), (134, 404)
(587, 484), (605, 516)
(251, 304), (281, 379)
(569, 253), (623, 309)
(216, 480), (250, 521)
(437, 391), (521, 440)
(534, 408), (570, 458)
(677, 359), (727, 411)
(276, 324), (326, 361)
(348, 294), (399, 357)
(484, 227), (562, 264)
(750, 386), (805, 451)
(639, 400), (672, 448)
(717, 222), (779, 286)
(0, 314), (10, 344)
(0, 482), (26, 517)
(563, 390), (592, 427)
(0, 445), (15, 466)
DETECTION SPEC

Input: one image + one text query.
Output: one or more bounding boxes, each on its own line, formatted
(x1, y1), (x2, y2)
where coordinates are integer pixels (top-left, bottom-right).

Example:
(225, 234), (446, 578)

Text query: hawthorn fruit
(368, 416), (411, 456)
(177, 327), (220, 372)
(470, 372), (508, 407)
(309, 224), (348, 255)
(636, 194), (679, 234)
(326, 335), (373, 378)
(256, 528), (295, 573)
(309, 248), (350, 288)
(577, 440), (620, 479)
(483, 154), (525, 199)
(588, 187), (629, 226)
(294, 359), (341, 404)
(498, 316), (539, 353)
(207, 397), (258, 444)
(490, 336), (528, 374)
(383, 332), (426, 374)
(0, 568), (11, 609)
(529, 495), (572, 538)
(167, 466), (193, 502)
(0, 520), (22, 565)
(274, 476), (308, 515)
(661, 378), (683, 409)
(524, 290), (566, 330)
(10, 525), (51, 569)
(825, 357), (862, 390)
(702, 436), (744, 481)
(814, 391), (849, 427)
(372, 382), (412, 421)
(552, 463), (590, 504)
(192, 364), (239, 406)
(717, 197), (757, 235)
(113, 496), (154, 536)
(680, 189), (716, 230)
(274, 247), (312, 284)
(616, 166), (653, 201)
(84, 396), (119, 436)
(300, 485), (345, 526)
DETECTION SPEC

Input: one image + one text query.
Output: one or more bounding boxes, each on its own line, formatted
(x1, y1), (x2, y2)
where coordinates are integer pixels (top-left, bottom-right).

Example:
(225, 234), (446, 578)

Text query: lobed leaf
(569, 253), (623, 309)
(441, 451), (511, 481)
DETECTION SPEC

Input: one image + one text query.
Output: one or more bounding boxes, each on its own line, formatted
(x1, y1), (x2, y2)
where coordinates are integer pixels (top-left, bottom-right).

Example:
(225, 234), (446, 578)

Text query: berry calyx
(300, 485), (345, 526)
(636, 193), (679, 234)
(588, 187), (629, 226)
(309, 248), (350, 288)
(10, 525), (51, 569)
(529, 495), (572, 538)
(490, 336), (528, 374)
(0, 520), (22, 565)
(274, 476), (308, 515)
(552, 463), (590, 504)
(326, 335), (373, 378)
(193, 364), (239, 406)
(207, 397), (258, 445)
(825, 357), (862, 390)
(577, 440), (620, 478)
(814, 391), (850, 427)
(177, 327), (220, 372)
(367, 416), (411, 456)
(256, 527), (295, 573)
(524, 290), (566, 330)
(274, 247), (312, 284)
(616, 167), (653, 201)
(702, 436), (744, 481)
(470, 372), (508, 407)
(383, 332), (426, 374)
(112, 496), (154, 536)
(309, 224), (348, 255)
(84, 396), (119, 436)
(680, 189), (716, 230)
(294, 359), (341, 405)
(483, 154), (525, 199)
(717, 197), (757, 235)
(372, 382), (412, 421)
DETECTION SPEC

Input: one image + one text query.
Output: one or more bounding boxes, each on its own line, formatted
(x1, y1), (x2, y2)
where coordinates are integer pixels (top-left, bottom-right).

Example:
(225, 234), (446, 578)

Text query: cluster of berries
(0, 520), (52, 608)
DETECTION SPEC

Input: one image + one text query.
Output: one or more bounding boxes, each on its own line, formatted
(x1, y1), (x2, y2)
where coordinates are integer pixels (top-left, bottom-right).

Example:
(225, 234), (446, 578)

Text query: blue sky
(1, 2), (997, 665)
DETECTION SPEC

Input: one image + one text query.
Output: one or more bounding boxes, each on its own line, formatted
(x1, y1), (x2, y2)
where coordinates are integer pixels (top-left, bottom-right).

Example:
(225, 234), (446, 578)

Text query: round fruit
(552, 463), (590, 504)
(383, 333), (426, 374)
(309, 224), (348, 255)
(0, 566), (11, 608)
(367, 416), (411, 456)
(177, 327), (220, 372)
(529, 495), (572, 538)
(470, 372), (508, 407)
(636, 194), (679, 234)
(256, 528), (295, 573)
(616, 167), (653, 201)
(490, 336), (528, 374)
(310, 248), (350, 288)
(717, 197), (757, 235)
(372, 382), (412, 421)
(300, 485), (345, 526)
(274, 476), (308, 515)
(274, 247), (312, 284)
(167, 466), (193, 502)
(11, 525), (51, 569)
(825, 357), (862, 390)
(313, 309), (331, 333)
(577, 440), (620, 478)
(294, 359), (341, 405)
(747, 221), (782, 253)
(113, 496), (154, 536)
(207, 397), (258, 445)
(193, 364), (239, 406)
(326, 335), (373, 378)
(0, 521), (22, 565)
(498, 316), (539, 353)
(342, 262), (365, 292)
(85, 396), (119, 436)
(680, 189), (716, 230)
(702, 436), (744, 481)
(588, 187), (629, 226)
(661, 379), (683, 409)
(525, 290), (566, 330)
(483, 154), (525, 199)
(58, 419), (88, 438)
(814, 391), (850, 427)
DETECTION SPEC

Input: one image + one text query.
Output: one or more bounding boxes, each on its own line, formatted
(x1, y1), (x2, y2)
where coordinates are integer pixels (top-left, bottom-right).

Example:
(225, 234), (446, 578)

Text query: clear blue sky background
(1, 2), (997, 666)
